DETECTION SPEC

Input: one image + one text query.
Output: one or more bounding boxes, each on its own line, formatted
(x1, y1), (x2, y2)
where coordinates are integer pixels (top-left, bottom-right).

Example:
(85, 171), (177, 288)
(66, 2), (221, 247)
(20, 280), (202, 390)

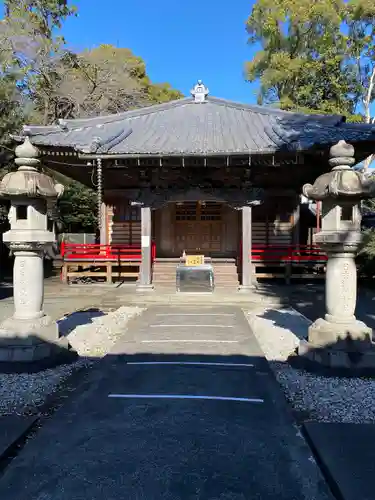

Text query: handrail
(61, 242), (157, 262)
(238, 243), (327, 263)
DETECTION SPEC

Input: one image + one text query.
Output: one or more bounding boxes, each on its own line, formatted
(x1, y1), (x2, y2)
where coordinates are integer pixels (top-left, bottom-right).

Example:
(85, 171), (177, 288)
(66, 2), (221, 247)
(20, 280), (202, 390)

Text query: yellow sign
(185, 255), (204, 266)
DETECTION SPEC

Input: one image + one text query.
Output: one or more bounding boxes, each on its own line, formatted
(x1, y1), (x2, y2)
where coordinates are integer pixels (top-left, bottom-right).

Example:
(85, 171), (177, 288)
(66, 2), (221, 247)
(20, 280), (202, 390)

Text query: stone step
(153, 266), (238, 272)
(153, 262), (240, 287)
(152, 276), (239, 282)
(153, 272), (239, 279)
(154, 258), (237, 263)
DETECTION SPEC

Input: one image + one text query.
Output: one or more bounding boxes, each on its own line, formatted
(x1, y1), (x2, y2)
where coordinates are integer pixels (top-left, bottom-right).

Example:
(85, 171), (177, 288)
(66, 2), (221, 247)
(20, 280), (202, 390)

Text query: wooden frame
(173, 201), (223, 254)
(61, 260), (140, 284)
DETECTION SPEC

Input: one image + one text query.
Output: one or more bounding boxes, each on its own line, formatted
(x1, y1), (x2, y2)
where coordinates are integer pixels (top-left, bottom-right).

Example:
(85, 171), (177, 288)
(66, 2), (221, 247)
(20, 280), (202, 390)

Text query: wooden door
(174, 202), (222, 255)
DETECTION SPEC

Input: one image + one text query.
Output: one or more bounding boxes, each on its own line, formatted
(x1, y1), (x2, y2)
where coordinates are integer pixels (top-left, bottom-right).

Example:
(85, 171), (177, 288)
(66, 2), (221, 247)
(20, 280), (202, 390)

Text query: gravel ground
(246, 307), (375, 424)
(0, 306), (144, 416)
(0, 359), (92, 416)
(62, 306), (144, 357)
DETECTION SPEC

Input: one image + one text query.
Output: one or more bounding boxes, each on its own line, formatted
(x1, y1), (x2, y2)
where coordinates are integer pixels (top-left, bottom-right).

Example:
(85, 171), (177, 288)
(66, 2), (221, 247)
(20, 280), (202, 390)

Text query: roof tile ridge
(265, 116), (298, 150)
(302, 120), (375, 135)
(333, 120), (375, 130)
(58, 97), (192, 128)
(22, 124), (61, 136)
(206, 97), (344, 123)
(75, 127), (132, 154)
(18, 98), (191, 134)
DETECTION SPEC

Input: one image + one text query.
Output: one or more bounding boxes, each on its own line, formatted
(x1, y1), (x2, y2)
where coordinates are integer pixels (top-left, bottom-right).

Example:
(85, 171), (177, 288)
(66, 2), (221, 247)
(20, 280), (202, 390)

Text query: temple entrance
(173, 201), (222, 255)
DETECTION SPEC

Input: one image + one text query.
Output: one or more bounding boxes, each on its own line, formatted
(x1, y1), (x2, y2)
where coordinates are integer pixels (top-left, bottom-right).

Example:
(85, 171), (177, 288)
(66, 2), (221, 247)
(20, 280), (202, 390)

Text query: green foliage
(357, 196), (375, 275)
(357, 229), (375, 277)
(147, 82), (183, 104)
(360, 229), (375, 257)
(0, 0), (77, 131)
(57, 182), (97, 233)
(245, 0), (375, 118)
(4, 0), (77, 38)
(0, 76), (25, 145)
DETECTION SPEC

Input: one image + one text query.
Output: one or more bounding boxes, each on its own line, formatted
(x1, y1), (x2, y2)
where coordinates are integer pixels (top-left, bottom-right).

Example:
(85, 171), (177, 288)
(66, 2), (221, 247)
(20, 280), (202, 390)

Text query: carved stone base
(294, 317), (375, 375)
(0, 314), (72, 368)
(136, 284), (155, 293)
(306, 317), (372, 349)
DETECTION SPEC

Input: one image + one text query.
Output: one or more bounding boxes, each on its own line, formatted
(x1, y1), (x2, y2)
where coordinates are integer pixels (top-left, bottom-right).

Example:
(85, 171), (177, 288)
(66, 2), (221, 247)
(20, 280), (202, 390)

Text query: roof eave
(77, 150), (297, 160)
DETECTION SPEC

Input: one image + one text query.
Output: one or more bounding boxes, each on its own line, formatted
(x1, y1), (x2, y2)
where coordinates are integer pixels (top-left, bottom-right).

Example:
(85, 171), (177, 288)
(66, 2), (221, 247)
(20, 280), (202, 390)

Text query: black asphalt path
(0, 306), (334, 499)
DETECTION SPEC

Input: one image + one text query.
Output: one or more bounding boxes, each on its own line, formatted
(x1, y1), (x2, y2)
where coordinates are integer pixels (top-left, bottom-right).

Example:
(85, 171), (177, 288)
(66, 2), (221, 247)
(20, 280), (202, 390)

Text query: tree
(32, 44), (183, 122)
(3, 0), (76, 39)
(0, 4), (182, 125)
(0, 0), (77, 125)
(0, 2), (183, 234)
(245, 0), (375, 121)
(344, 1), (375, 170)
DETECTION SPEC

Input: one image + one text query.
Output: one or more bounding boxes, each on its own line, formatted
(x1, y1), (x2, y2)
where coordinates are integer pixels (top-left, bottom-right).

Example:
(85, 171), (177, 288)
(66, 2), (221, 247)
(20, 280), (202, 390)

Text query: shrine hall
(13, 81), (375, 290)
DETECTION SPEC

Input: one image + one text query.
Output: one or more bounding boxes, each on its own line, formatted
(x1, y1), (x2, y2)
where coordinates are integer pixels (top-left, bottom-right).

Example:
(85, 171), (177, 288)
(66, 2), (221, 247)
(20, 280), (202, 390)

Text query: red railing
(60, 242), (156, 262)
(239, 243), (327, 263)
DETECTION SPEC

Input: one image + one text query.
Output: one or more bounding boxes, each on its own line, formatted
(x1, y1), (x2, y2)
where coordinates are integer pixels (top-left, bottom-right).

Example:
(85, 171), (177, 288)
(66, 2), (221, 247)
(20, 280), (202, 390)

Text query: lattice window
(200, 202), (222, 221)
(175, 202), (197, 221)
(175, 202), (222, 222)
(113, 202), (141, 222)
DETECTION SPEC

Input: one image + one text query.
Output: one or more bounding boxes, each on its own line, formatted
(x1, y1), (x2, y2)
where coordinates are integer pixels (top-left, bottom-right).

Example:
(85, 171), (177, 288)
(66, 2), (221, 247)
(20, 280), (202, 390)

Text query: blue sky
(61, 0), (258, 103)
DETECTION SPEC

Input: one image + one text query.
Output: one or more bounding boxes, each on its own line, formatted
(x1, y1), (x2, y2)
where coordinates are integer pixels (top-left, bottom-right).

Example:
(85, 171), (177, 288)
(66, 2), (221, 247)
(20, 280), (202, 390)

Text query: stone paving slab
(0, 287), (112, 324)
(303, 422), (375, 500)
(0, 416), (37, 460)
(110, 305), (268, 361)
(0, 306), (334, 499)
(100, 288), (287, 308)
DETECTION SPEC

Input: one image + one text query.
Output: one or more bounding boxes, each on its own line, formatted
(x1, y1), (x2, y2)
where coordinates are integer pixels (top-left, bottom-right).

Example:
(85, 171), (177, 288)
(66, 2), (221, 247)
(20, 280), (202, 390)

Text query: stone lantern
(0, 137), (67, 365)
(298, 140), (375, 371)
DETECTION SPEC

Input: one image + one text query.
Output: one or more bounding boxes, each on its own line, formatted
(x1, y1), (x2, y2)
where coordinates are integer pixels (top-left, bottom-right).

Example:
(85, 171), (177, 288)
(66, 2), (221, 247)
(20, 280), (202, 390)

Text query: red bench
(240, 244), (327, 282)
(60, 242), (156, 284)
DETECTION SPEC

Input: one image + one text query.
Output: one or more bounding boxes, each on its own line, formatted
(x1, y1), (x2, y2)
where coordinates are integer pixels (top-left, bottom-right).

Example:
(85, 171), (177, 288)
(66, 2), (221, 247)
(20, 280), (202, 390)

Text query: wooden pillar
(136, 206), (154, 292)
(238, 205), (255, 291)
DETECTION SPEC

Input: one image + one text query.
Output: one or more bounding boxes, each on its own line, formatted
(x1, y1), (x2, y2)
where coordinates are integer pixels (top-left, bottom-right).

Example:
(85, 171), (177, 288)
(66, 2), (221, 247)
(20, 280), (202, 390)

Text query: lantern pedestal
(294, 140), (375, 375)
(0, 242), (70, 366)
(0, 137), (72, 371)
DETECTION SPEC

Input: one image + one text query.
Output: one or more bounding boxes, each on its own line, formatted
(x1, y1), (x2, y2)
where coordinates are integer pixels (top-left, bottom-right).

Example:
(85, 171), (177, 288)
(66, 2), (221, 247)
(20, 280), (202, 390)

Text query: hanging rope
(97, 158), (103, 230)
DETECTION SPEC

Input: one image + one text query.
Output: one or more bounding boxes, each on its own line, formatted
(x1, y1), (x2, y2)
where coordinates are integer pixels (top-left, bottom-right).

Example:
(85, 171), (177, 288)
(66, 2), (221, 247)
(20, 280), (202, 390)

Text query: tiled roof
(15, 96), (375, 156)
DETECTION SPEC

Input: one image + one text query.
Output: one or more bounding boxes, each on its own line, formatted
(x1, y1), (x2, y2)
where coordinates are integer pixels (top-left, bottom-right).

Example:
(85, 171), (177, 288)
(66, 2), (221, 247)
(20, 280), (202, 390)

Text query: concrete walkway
(0, 306), (334, 499)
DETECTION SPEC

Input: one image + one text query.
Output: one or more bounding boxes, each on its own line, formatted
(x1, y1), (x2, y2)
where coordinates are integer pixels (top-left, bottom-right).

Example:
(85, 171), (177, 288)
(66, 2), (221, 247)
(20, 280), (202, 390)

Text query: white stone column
(136, 205), (154, 292)
(238, 205), (256, 291)
(13, 247), (45, 320)
(0, 138), (69, 366)
(325, 251), (357, 324)
(99, 202), (107, 245)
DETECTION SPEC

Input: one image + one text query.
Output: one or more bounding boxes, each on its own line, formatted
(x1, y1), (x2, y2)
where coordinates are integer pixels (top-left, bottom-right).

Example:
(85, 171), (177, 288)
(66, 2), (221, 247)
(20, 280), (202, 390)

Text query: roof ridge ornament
(190, 80), (209, 103)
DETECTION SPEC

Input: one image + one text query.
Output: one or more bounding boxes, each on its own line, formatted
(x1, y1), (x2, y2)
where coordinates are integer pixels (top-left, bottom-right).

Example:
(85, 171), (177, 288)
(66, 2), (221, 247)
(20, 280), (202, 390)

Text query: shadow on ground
(0, 340), (336, 500)
(0, 284), (12, 301)
(0, 307), (374, 498)
(57, 309), (106, 337)
(254, 306), (375, 378)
